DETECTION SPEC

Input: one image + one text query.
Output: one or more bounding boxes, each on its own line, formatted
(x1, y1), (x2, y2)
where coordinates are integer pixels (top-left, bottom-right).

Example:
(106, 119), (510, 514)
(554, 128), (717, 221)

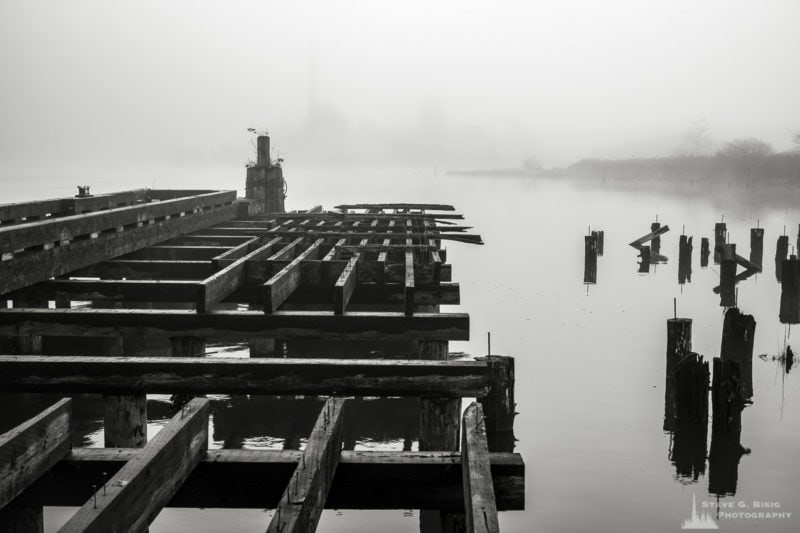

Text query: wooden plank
(269, 237), (305, 261)
(0, 190), (235, 252)
(0, 203), (236, 295)
(334, 255), (359, 314)
(58, 398), (209, 533)
(210, 236), (261, 265)
(267, 398), (345, 533)
(0, 398), (72, 509)
(200, 237), (284, 312)
(263, 239), (324, 313)
(123, 245), (231, 260)
(0, 356), (489, 397)
(16, 450), (524, 511)
(72, 259), (215, 280)
(0, 189), (151, 223)
(628, 225), (670, 248)
(405, 250), (415, 316)
(461, 402), (499, 533)
(0, 309), (469, 340)
(335, 203), (456, 211)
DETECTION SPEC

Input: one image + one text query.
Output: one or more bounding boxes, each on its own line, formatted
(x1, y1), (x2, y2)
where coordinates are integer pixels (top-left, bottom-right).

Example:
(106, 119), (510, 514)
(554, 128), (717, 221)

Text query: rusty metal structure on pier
(0, 136), (523, 533)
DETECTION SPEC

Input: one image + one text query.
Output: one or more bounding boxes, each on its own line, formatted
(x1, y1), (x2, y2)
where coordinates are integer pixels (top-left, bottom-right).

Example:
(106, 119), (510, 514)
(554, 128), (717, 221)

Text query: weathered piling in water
(700, 237), (710, 268)
(651, 222), (662, 255)
(678, 235), (693, 284)
(596, 230), (604, 256)
(714, 222), (727, 264)
(720, 307), (755, 400)
(779, 255), (800, 324)
(749, 228), (764, 270)
(775, 235), (789, 281)
(719, 244), (737, 307)
(664, 318), (692, 431)
(478, 356), (516, 453)
(709, 357), (747, 497)
(639, 246), (651, 273)
(584, 234), (598, 284)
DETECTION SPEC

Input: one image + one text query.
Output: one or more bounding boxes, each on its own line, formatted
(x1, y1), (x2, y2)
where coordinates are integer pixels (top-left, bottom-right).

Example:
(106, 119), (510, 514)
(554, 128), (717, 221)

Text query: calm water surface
(2, 166), (799, 532)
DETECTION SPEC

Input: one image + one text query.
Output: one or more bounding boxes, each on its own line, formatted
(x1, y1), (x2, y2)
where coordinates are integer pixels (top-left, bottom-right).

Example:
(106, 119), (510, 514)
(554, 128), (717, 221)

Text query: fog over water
(1, 0), (799, 175)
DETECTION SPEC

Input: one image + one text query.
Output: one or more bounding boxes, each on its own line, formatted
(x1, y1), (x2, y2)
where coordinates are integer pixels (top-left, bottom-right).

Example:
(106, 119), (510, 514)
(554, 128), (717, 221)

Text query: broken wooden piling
(780, 255), (800, 324)
(714, 222), (727, 264)
(776, 235), (789, 282)
(719, 244), (737, 307)
(700, 237), (710, 268)
(749, 228), (764, 270)
(720, 307), (756, 400)
(678, 235), (693, 284)
(584, 234), (598, 284)
(638, 246), (651, 273)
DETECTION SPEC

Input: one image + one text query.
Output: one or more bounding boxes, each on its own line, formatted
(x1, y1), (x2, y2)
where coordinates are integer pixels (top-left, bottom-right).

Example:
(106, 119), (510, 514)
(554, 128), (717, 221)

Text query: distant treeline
(567, 138), (800, 184)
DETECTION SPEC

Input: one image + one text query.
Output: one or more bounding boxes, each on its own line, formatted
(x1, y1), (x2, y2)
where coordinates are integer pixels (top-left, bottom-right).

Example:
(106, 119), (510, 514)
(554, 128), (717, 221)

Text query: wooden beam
(405, 251), (415, 316)
(0, 308), (469, 340)
(72, 260), (215, 280)
(16, 450), (524, 511)
(210, 236), (261, 265)
(263, 239), (324, 312)
(334, 255), (359, 314)
(629, 225), (670, 249)
(461, 402), (499, 533)
(0, 189), (152, 223)
(199, 237), (283, 312)
(335, 203), (456, 211)
(0, 356), (489, 397)
(58, 398), (209, 533)
(269, 237), (305, 261)
(12, 279), (203, 302)
(0, 398), (72, 509)
(0, 203), (236, 295)
(124, 245), (231, 260)
(267, 398), (346, 533)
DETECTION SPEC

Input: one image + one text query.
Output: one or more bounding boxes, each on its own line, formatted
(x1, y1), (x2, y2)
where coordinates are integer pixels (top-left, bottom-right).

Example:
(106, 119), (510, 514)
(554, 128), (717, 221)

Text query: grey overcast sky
(1, 0), (799, 171)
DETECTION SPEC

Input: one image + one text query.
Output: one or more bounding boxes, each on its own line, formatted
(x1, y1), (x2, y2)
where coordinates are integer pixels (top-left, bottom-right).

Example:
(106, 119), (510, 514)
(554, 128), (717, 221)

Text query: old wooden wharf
(0, 136), (523, 532)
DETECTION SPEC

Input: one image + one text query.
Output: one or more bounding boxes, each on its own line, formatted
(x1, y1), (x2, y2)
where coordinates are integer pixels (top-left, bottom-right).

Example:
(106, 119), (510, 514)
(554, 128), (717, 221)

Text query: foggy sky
(1, 0), (799, 173)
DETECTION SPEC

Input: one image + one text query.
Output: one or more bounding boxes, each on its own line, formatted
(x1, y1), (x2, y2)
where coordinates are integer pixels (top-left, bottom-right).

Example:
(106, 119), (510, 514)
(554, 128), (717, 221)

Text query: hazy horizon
(1, 0), (799, 174)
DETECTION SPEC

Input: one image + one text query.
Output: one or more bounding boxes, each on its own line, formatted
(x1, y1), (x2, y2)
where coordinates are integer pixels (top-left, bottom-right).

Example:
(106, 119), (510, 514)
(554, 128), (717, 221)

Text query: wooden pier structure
(0, 136), (523, 532)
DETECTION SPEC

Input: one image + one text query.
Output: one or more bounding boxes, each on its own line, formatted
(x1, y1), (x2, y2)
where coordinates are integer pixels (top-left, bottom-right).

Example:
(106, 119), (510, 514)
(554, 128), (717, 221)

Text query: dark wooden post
(596, 230), (605, 256)
(780, 255), (800, 324)
(711, 358), (742, 433)
(776, 235), (789, 282)
(638, 246), (651, 273)
(479, 356), (516, 453)
(720, 307), (756, 400)
(700, 237), (710, 268)
(664, 318), (692, 431)
(651, 222), (662, 255)
(749, 228), (764, 270)
(713, 222), (727, 264)
(678, 235), (693, 284)
(719, 244), (737, 307)
(584, 234), (598, 284)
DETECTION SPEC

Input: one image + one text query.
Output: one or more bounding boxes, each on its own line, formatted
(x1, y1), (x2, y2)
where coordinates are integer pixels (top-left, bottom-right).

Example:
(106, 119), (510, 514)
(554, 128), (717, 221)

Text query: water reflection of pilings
(678, 235), (693, 285)
(709, 358), (750, 497)
(671, 353), (710, 482)
(775, 235), (789, 282)
(664, 318), (692, 432)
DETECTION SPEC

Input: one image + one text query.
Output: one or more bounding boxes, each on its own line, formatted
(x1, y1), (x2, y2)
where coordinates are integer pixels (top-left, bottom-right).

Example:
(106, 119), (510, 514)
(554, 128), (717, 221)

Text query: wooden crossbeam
(629, 225), (670, 249)
(12, 279), (203, 302)
(0, 309), (469, 340)
(0, 356), (489, 397)
(335, 203), (456, 211)
(0, 203), (235, 295)
(15, 450), (524, 511)
(0, 398), (72, 510)
(461, 402), (499, 533)
(264, 213), (466, 220)
(58, 398), (209, 533)
(124, 245), (231, 261)
(175, 235), (254, 246)
(405, 251), (415, 316)
(334, 255), (359, 314)
(72, 259), (215, 280)
(267, 398), (346, 533)
(210, 236), (261, 265)
(199, 237), (283, 312)
(263, 239), (324, 312)
(269, 237), (305, 261)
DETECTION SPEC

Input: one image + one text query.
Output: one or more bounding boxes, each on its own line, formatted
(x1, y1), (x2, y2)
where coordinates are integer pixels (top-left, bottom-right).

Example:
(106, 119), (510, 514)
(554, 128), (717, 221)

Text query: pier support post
(664, 318), (692, 431)
(776, 235), (789, 282)
(478, 356), (516, 453)
(749, 228), (764, 270)
(720, 308), (755, 400)
(780, 255), (800, 324)
(700, 237), (710, 268)
(719, 244), (737, 307)
(678, 235), (693, 284)
(714, 222), (727, 264)
(584, 235), (598, 284)
(651, 222), (662, 255)
(638, 246), (651, 273)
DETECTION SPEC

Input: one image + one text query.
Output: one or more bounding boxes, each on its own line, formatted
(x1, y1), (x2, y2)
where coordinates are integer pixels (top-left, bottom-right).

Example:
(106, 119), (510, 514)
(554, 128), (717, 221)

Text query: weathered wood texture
(0, 398), (71, 509)
(334, 255), (359, 314)
(720, 307), (755, 400)
(478, 356), (516, 453)
(418, 341), (460, 451)
(461, 402), (499, 533)
(15, 450), (524, 511)
(780, 256), (800, 323)
(267, 398), (345, 533)
(58, 398), (209, 533)
(0, 309), (470, 340)
(263, 239), (324, 312)
(0, 356), (490, 397)
(0, 506), (43, 533)
(103, 395), (147, 448)
(0, 189), (151, 223)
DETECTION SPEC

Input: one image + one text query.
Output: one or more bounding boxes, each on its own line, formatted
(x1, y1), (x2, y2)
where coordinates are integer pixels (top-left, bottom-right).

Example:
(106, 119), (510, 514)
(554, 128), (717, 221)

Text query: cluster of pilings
(663, 309), (754, 495)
